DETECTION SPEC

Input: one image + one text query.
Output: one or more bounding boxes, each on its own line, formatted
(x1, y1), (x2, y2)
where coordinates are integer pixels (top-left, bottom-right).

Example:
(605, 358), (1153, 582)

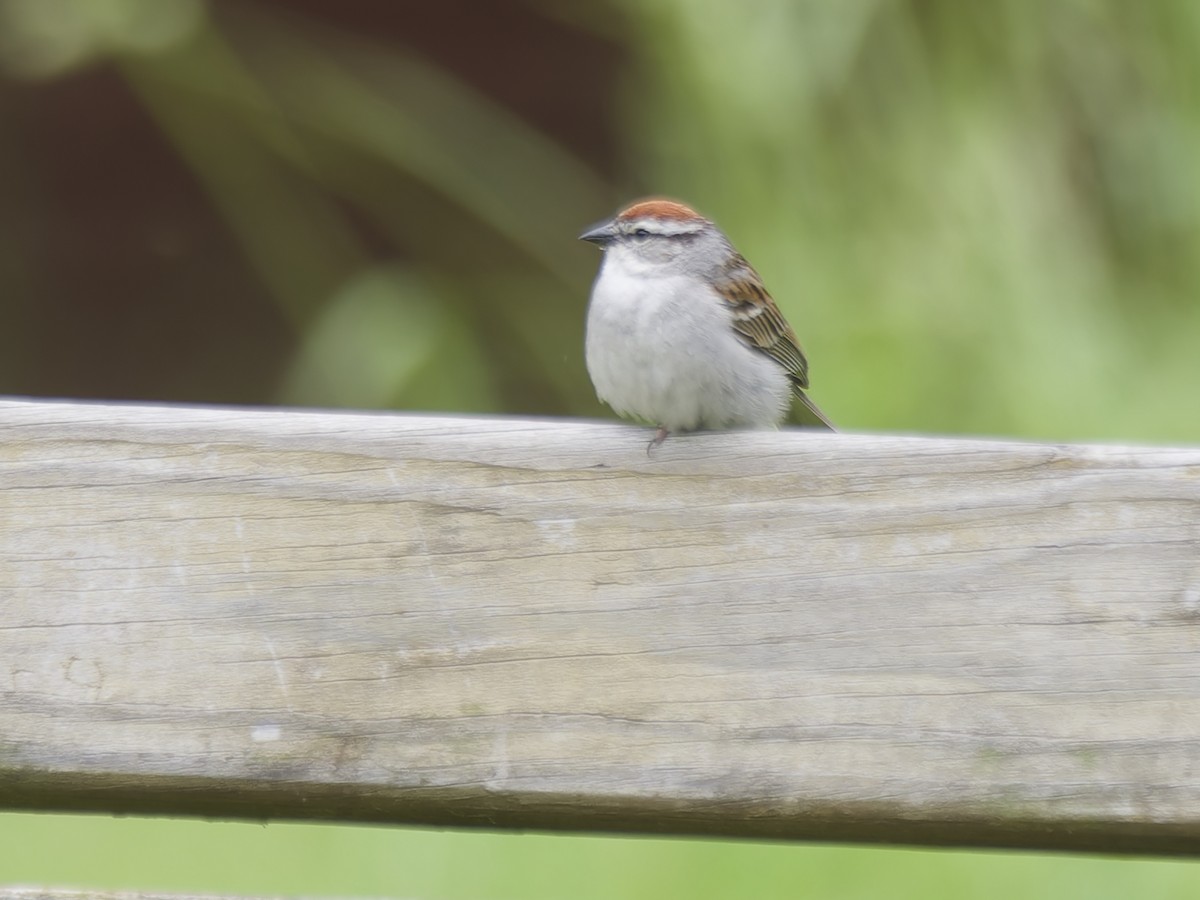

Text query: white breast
(584, 260), (791, 432)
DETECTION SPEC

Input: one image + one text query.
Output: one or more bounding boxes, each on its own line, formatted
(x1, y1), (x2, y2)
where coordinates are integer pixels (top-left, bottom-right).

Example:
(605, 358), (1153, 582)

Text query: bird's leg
(647, 426), (670, 454)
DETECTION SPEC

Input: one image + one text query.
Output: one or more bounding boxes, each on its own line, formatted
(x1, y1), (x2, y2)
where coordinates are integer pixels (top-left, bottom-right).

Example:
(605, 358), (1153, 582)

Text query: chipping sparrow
(580, 199), (834, 447)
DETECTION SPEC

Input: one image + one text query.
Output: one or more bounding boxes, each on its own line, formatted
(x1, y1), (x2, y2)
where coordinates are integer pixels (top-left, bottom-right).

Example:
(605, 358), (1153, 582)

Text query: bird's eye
(632, 228), (651, 239)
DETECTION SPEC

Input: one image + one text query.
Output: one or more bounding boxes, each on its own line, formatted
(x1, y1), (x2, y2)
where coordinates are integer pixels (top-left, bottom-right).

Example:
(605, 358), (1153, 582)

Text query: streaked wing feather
(715, 254), (836, 430)
(715, 255), (809, 388)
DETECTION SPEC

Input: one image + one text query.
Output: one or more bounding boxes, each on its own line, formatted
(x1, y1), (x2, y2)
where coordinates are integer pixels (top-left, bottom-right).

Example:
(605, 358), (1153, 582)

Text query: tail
(789, 388), (836, 431)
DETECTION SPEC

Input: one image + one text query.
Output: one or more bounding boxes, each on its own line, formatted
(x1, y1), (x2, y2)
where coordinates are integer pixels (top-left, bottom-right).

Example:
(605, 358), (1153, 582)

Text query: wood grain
(2, 398), (1200, 854)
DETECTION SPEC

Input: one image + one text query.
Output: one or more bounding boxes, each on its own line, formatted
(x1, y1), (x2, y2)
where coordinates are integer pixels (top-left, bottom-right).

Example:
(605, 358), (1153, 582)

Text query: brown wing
(715, 254), (810, 387)
(714, 254), (835, 430)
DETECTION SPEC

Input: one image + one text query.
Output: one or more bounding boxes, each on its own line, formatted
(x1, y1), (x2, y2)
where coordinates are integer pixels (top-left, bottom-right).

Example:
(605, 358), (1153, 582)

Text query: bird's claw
(647, 426), (670, 455)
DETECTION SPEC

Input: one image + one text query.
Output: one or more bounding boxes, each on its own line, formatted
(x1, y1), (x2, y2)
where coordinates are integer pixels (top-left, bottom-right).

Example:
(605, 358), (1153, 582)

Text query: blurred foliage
(2, 0), (1197, 439)
(620, 0), (1200, 439)
(3, 812), (1200, 900)
(2, 0), (1200, 898)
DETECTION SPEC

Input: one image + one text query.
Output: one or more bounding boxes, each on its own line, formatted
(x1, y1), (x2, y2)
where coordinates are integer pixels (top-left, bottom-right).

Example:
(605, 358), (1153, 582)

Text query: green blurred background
(1, 0), (1198, 896)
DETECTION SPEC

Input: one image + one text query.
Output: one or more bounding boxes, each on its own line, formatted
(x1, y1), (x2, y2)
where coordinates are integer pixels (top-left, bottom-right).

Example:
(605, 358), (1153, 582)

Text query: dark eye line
(628, 227), (693, 241)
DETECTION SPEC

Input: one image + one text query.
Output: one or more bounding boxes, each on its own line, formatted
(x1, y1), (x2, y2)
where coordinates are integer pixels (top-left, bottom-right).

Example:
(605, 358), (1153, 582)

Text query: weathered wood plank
(2, 398), (1200, 853)
(0, 893), (341, 900)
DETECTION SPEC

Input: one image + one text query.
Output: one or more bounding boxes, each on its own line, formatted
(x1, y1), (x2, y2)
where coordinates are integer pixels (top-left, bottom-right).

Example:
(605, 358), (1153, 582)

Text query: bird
(580, 198), (833, 448)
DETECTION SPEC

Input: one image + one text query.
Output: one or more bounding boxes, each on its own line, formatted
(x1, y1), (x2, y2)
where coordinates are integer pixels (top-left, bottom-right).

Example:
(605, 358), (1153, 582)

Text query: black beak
(579, 218), (617, 246)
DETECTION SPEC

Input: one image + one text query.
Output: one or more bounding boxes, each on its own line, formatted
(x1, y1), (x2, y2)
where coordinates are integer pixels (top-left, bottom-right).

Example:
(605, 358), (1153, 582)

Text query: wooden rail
(2, 398), (1199, 854)
(0, 894), (294, 900)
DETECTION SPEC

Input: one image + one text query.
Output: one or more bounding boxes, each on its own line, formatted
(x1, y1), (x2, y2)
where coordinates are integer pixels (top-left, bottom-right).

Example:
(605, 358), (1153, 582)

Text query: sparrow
(580, 198), (834, 447)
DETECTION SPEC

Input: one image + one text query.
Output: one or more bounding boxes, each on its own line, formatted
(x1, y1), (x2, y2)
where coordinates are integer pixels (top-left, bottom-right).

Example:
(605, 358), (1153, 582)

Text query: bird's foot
(647, 426), (670, 455)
